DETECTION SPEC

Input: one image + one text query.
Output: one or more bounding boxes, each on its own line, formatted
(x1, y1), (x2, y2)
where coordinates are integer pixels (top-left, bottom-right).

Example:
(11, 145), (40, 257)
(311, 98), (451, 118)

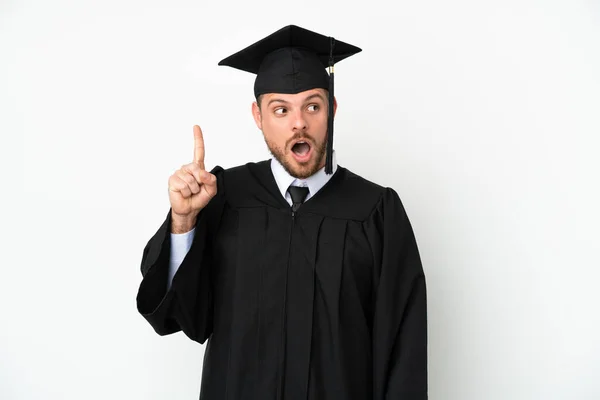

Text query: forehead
(261, 88), (326, 104)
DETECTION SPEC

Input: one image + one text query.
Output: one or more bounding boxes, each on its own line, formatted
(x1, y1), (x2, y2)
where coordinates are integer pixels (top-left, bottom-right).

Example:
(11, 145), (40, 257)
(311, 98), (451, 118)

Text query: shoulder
(336, 169), (415, 239)
(209, 160), (271, 190)
(342, 168), (387, 195)
(302, 166), (402, 221)
(344, 167), (403, 215)
(224, 159), (270, 181)
(209, 160), (284, 208)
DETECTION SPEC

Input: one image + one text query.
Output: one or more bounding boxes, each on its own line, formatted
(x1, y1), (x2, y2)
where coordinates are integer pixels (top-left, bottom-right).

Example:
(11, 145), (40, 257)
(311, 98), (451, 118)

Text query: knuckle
(168, 178), (178, 189)
(178, 170), (193, 183)
(187, 175), (199, 187)
(181, 173), (192, 183)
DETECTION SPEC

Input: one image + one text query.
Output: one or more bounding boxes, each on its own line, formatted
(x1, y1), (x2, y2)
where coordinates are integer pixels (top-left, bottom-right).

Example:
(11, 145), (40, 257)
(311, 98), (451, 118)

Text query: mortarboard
(218, 25), (362, 174)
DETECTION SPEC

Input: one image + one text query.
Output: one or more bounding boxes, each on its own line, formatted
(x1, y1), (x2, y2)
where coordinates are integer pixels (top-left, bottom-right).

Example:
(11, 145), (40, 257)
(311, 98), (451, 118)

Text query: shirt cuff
(167, 227), (196, 289)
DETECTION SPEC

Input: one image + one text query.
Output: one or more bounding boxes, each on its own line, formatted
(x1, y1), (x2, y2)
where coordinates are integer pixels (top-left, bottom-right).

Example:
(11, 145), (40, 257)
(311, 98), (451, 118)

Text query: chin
(265, 136), (326, 179)
(282, 157), (321, 179)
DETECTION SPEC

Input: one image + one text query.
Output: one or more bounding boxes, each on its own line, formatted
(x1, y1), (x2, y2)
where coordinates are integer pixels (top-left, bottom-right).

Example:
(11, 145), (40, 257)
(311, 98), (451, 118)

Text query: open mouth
(292, 141), (311, 156)
(291, 140), (312, 162)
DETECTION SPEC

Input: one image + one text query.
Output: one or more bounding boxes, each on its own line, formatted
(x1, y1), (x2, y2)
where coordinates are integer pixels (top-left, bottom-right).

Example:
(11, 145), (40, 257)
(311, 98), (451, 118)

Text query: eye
(274, 107), (287, 115)
(307, 104), (319, 112)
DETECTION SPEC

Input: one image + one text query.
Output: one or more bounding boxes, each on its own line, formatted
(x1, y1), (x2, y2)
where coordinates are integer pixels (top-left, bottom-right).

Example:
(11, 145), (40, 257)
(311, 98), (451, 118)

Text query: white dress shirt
(167, 153), (338, 289)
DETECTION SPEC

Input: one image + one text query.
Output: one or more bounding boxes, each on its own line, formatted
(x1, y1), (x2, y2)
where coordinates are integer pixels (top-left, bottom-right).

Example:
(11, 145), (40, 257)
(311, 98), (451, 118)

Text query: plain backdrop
(2, 0), (599, 399)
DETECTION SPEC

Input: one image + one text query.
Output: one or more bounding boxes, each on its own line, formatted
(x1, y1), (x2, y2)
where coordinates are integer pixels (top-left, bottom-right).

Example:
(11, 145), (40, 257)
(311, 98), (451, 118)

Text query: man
(136, 25), (427, 399)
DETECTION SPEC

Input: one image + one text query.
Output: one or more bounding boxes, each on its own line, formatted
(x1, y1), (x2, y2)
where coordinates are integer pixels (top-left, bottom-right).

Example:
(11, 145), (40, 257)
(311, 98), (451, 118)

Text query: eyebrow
(267, 92), (326, 107)
(267, 98), (290, 106)
(303, 93), (326, 103)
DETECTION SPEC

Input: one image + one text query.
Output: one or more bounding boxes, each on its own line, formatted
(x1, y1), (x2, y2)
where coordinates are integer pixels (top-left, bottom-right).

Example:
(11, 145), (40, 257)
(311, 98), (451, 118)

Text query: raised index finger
(193, 125), (205, 168)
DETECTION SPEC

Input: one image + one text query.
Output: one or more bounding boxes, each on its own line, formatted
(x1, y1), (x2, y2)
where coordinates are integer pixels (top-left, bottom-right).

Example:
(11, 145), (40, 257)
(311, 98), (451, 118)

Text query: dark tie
(288, 186), (309, 212)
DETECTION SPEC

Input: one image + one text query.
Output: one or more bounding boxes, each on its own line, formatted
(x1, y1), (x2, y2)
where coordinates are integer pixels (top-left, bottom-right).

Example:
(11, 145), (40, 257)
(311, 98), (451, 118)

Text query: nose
(291, 109), (307, 132)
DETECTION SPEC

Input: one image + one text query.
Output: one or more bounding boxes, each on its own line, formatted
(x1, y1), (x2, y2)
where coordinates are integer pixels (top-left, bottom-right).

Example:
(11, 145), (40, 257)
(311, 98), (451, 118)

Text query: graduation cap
(218, 25), (362, 174)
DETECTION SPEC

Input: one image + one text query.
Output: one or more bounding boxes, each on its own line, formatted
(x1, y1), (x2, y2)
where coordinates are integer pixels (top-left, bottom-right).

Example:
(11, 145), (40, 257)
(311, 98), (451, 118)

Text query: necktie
(288, 186), (309, 212)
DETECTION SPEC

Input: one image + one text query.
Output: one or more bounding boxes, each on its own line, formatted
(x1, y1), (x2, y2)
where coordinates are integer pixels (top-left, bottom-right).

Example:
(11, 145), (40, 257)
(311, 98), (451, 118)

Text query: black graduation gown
(136, 160), (427, 400)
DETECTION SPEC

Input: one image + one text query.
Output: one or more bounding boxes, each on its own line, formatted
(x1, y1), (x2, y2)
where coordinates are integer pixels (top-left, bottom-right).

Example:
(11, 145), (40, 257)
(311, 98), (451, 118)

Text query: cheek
(267, 113), (295, 132)
(308, 113), (328, 137)
(261, 119), (287, 147)
(265, 114), (289, 130)
(261, 116), (278, 138)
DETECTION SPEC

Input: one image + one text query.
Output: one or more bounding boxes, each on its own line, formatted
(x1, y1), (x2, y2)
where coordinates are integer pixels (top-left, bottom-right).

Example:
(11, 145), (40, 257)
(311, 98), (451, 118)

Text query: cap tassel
(326, 37), (335, 175)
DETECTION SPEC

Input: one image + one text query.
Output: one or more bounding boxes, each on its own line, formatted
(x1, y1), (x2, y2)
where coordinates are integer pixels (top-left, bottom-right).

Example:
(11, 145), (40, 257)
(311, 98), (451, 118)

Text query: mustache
(286, 132), (315, 148)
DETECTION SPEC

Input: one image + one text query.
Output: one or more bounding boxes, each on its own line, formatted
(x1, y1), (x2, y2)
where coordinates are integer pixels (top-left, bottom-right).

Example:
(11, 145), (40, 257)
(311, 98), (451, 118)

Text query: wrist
(170, 211), (198, 234)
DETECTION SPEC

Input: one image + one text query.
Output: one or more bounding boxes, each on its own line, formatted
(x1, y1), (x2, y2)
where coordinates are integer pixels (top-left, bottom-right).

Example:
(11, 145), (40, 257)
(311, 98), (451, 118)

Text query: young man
(136, 25), (427, 399)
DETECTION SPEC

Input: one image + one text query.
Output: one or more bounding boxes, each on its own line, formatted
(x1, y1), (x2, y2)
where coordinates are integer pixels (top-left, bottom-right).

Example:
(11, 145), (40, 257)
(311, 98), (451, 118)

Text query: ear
(333, 96), (338, 117)
(251, 101), (262, 130)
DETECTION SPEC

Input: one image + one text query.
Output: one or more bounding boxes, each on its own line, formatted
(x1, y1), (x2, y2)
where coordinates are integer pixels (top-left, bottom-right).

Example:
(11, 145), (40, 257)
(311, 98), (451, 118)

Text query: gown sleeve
(135, 166), (226, 344)
(366, 187), (428, 399)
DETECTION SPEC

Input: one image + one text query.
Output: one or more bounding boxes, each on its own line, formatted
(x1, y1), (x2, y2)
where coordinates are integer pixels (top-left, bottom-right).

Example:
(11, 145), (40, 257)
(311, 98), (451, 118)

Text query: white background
(2, 0), (599, 399)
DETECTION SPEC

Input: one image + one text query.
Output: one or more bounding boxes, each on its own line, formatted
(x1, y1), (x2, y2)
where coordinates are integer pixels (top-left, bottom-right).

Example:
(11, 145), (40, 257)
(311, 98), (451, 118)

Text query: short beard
(264, 132), (327, 179)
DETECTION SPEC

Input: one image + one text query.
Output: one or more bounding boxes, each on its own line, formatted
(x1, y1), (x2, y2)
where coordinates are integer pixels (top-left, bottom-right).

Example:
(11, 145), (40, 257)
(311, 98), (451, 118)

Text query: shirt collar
(270, 151), (338, 204)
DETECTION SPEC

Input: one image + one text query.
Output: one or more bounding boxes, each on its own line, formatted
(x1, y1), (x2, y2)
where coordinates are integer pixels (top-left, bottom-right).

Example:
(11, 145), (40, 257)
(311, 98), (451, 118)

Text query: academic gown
(136, 160), (427, 400)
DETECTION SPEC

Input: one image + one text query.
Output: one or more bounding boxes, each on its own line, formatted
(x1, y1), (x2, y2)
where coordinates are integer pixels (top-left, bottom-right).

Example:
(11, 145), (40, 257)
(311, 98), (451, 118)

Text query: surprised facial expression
(252, 88), (336, 179)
